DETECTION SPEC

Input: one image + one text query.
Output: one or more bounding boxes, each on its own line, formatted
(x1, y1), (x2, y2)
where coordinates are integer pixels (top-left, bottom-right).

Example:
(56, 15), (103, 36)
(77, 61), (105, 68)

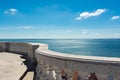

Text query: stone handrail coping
(36, 48), (120, 65)
(29, 43), (47, 46)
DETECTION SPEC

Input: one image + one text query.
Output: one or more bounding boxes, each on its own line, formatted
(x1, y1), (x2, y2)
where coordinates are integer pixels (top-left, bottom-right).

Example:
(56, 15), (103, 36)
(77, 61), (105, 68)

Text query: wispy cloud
(17, 26), (33, 29)
(23, 26), (33, 29)
(81, 30), (88, 34)
(75, 9), (106, 20)
(111, 16), (120, 20)
(82, 31), (87, 34)
(4, 8), (18, 15)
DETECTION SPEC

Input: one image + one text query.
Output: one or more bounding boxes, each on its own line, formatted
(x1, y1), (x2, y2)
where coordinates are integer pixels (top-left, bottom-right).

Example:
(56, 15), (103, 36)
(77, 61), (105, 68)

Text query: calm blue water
(0, 39), (120, 57)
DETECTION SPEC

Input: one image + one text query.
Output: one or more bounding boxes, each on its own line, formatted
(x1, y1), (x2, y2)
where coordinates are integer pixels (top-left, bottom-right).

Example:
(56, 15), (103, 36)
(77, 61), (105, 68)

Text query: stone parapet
(0, 42), (120, 80)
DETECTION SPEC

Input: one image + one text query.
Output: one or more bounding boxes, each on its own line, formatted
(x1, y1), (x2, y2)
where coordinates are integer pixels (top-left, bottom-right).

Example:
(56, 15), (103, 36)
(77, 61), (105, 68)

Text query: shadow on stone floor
(18, 55), (37, 80)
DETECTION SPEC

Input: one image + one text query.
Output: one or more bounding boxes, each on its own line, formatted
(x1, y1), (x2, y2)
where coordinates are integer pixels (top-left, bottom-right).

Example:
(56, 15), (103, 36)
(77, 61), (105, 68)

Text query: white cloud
(111, 16), (120, 20)
(81, 30), (87, 34)
(23, 26), (33, 29)
(81, 29), (88, 34)
(82, 31), (87, 34)
(75, 9), (106, 20)
(16, 26), (33, 30)
(4, 8), (18, 15)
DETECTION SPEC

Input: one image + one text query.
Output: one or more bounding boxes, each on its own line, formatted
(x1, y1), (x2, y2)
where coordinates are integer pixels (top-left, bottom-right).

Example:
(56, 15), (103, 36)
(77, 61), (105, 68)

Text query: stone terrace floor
(0, 52), (27, 80)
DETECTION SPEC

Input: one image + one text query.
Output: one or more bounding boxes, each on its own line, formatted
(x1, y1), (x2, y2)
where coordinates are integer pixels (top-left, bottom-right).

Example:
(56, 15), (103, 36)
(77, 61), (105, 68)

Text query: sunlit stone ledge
(0, 42), (120, 80)
(36, 49), (120, 64)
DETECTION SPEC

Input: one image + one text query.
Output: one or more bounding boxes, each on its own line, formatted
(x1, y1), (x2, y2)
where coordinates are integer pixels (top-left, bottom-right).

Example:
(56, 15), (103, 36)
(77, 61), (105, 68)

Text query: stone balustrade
(0, 42), (120, 80)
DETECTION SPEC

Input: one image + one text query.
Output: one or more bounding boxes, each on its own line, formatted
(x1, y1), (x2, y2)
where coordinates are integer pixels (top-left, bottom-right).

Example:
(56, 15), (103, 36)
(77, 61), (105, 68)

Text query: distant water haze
(0, 39), (120, 57)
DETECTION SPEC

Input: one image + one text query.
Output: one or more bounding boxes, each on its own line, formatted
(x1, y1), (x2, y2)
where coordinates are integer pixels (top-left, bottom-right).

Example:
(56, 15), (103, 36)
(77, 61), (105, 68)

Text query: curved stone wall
(35, 47), (120, 80)
(0, 42), (120, 80)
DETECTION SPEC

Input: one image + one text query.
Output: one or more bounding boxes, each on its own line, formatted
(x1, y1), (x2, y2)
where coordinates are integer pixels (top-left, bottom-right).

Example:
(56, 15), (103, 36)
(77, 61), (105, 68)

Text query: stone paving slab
(0, 52), (27, 80)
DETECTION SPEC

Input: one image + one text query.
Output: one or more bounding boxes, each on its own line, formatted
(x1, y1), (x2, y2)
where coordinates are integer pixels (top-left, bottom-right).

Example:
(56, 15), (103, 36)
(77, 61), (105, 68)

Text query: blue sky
(0, 0), (120, 39)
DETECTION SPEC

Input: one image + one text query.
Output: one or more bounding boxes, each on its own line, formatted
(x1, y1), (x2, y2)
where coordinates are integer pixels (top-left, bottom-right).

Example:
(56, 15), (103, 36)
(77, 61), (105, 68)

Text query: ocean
(0, 39), (120, 57)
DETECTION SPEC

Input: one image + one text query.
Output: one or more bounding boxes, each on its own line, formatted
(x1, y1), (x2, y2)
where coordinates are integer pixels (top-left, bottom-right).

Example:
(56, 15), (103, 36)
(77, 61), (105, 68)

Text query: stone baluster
(113, 72), (120, 80)
(36, 62), (44, 80)
(66, 70), (73, 80)
(39, 63), (44, 80)
(54, 67), (62, 80)
(42, 63), (49, 79)
(48, 65), (55, 80)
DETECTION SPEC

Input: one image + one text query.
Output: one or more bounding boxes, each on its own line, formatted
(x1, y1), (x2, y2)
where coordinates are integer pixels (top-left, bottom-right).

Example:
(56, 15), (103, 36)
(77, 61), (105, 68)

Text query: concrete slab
(0, 52), (27, 80)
